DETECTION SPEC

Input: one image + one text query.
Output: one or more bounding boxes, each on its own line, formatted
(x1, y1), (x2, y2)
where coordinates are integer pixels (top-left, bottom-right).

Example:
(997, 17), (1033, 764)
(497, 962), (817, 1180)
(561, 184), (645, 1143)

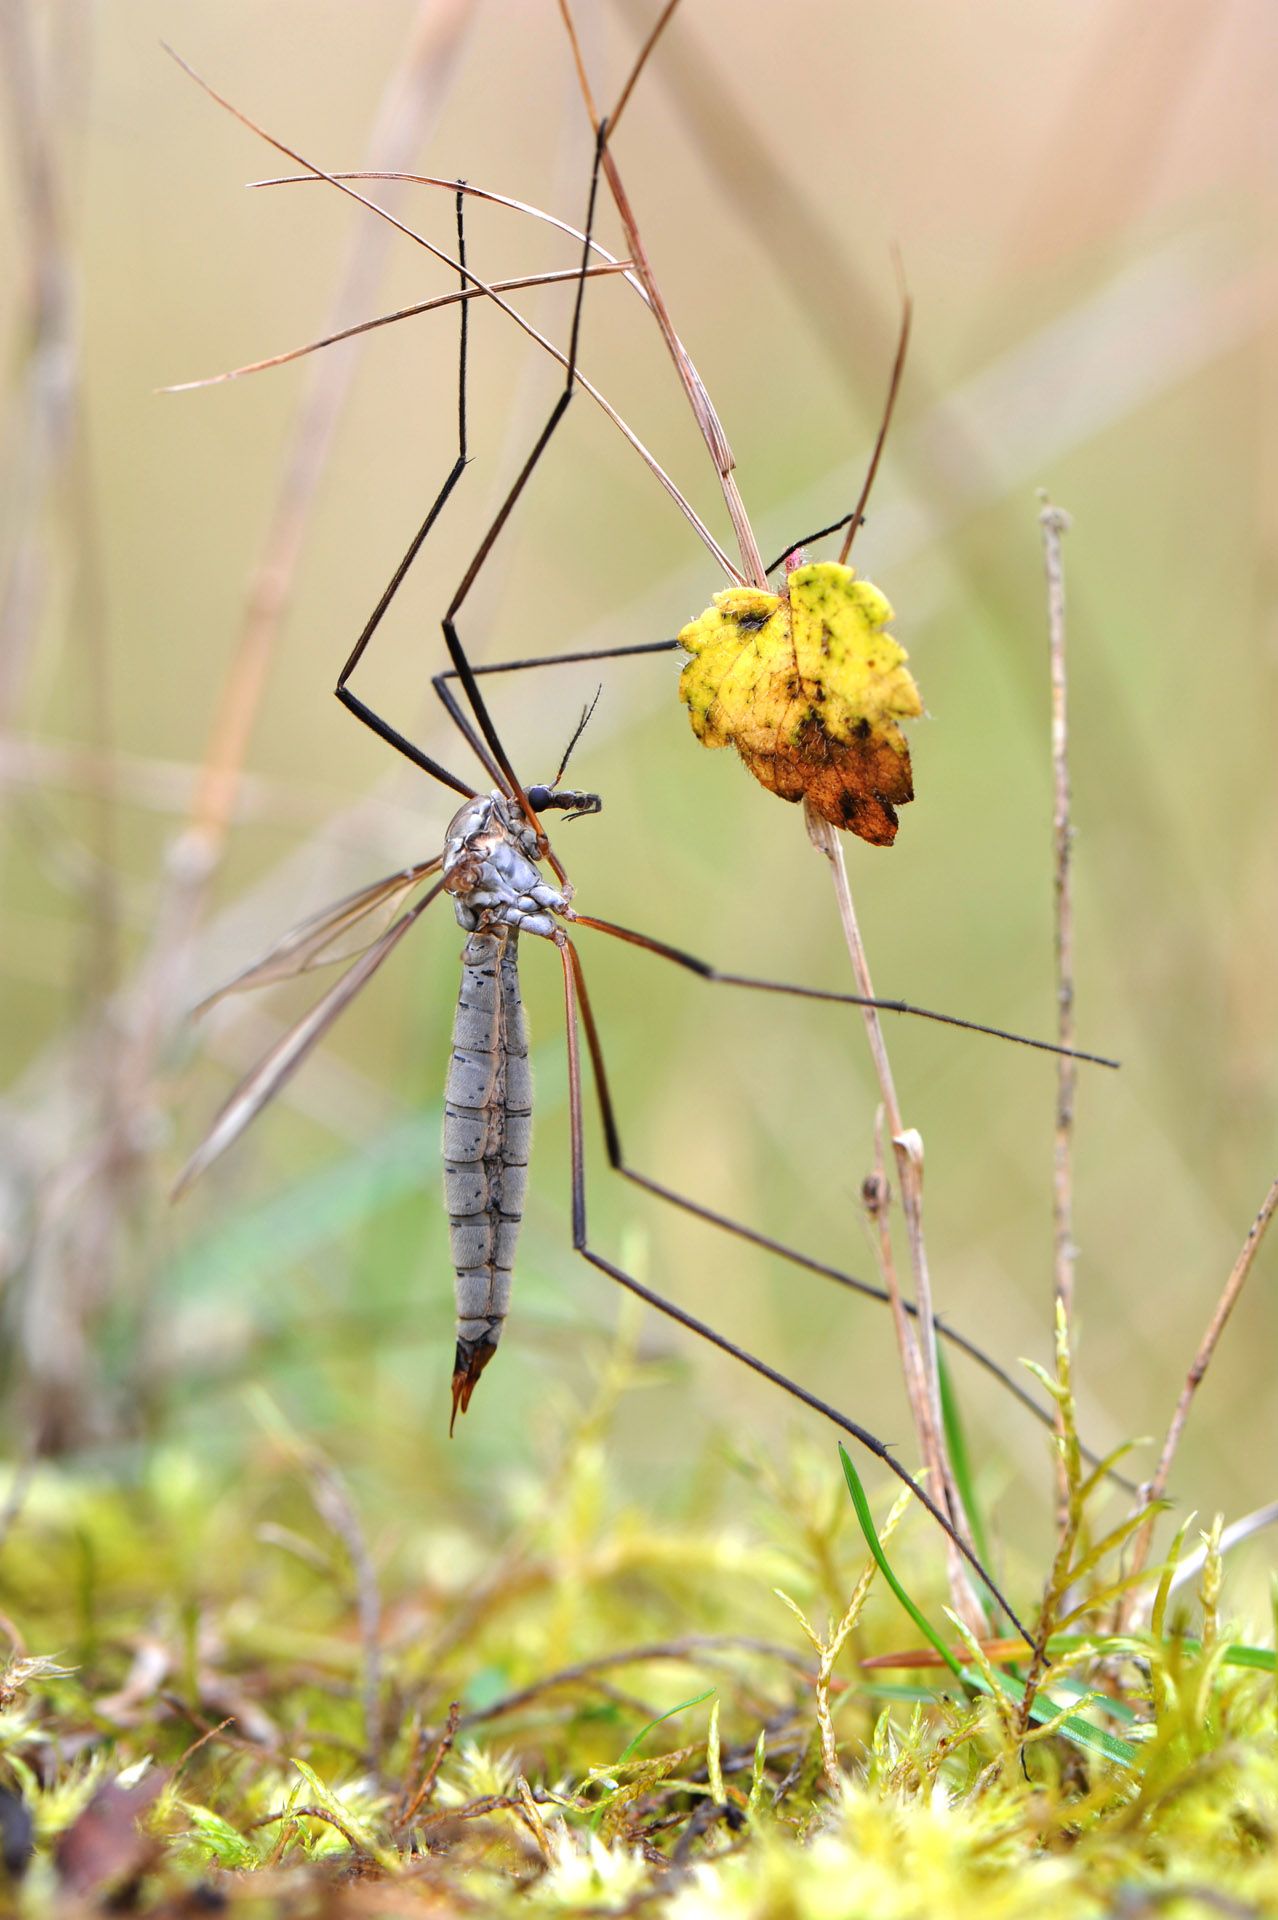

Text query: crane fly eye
(525, 784), (603, 818)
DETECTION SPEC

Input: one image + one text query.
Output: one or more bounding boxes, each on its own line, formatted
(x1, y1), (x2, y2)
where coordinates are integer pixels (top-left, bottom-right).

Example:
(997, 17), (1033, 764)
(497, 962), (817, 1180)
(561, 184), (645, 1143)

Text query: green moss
(0, 1362), (1273, 1918)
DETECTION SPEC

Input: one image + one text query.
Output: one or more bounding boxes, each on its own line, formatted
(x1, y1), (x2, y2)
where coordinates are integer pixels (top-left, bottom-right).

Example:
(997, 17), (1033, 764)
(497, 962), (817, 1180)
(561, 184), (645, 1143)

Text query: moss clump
(0, 1355), (1274, 1918)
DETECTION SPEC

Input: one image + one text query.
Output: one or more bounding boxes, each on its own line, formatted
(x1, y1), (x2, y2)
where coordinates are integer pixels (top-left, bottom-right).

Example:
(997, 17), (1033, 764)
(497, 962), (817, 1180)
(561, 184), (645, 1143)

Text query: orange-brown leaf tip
(677, 560), (921, 844)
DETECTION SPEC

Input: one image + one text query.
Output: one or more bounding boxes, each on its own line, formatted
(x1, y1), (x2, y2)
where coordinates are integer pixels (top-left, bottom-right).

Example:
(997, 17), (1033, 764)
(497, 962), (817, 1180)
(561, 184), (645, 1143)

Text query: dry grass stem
(551, 1), (985, 1623)
(806, 803), (980, 1631)
(863, 1114), (928, 1424)
(1040, 497), (1077, 1524)
(396, 1703), (462, 1831)
(163, 262), (631, 392)
(173, 45), (736, 581)
(1123, 1172), (1278, 1613)
(557, 0), (764, 585)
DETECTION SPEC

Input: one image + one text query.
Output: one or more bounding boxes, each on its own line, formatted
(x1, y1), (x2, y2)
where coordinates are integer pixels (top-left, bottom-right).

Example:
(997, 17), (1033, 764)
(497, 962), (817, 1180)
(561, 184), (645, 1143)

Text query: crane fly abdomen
(441, 790), (573, 1427)
(445, 928), (532, 1427)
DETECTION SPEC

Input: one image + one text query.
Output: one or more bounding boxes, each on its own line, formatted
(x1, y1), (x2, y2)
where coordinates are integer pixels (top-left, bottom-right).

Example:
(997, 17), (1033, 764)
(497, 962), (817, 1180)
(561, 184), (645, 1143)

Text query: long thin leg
(572, 914), (1117, 1069)
(434, 127), (610, 850)
(432, 635), (681, 698)
(555, 934), (1033, 1646)
(430, 636), (1112, 1065)
(333, 186), (495, 802)
(563, 939), (1135, 1492)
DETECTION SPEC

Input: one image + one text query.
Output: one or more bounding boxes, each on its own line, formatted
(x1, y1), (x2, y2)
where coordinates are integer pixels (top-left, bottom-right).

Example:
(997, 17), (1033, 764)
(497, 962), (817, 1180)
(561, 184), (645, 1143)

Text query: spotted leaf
(677, 560), (922, 844)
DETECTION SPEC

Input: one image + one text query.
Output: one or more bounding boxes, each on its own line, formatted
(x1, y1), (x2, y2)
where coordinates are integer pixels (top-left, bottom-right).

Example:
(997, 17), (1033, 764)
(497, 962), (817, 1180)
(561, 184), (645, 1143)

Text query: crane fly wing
(192, 856), (443, 1016)
(174, 878), (446, 1199)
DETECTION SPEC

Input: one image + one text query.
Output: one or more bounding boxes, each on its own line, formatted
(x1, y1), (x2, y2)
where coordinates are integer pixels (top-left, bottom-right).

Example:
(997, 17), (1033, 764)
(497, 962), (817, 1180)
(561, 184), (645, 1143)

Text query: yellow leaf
(677, 560), (922, 845)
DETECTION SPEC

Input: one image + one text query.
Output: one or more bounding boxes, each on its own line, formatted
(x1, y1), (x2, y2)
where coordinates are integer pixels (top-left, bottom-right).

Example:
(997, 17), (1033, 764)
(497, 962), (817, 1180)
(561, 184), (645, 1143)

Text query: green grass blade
(616, 1687), (716, 1765)
(937, 1346), (992, 1583)
(838, 1445), (964, 1681)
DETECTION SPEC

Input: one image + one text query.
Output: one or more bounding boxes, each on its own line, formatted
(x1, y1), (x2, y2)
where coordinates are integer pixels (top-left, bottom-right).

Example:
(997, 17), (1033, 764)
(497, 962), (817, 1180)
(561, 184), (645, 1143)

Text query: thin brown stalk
(250, 167), (639, 285)
(395, 1702), (462, 1830)
(557, 0), (765, 585)
(806, 803), (981, 1631)
(162, 263), (630, 392)
(1040, 497), (1076, 1524)
(838, 293), (912, 565)
(247, 1805), (376, 1862)
(171, 45), (737, 583)
(862, 1116), (929, 1437)
(1124, 1172), (1278, 1606)
(611, 0), (684, 132)
(558, 4), (980, 1623)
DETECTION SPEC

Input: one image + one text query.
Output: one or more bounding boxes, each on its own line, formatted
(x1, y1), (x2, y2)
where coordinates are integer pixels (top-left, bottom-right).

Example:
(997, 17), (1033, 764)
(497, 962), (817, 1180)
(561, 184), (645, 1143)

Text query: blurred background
(1, 0), (1275, 1588)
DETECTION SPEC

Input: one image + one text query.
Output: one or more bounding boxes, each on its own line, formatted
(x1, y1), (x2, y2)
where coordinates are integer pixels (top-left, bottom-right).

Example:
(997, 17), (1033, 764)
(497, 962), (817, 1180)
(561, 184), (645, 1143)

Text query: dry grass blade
(1040, 498), (1077, 1530)
(162, 263), (630, 393)
(837, 293), (912, 565)
(1122, 1172), (1278, 1615)
(250, 169), (640, 285)
(191, 858), (443, 1015)
(557, 0), (766, 583)
(168, 45), (735, 579)
(611, 0), (685, 132)
(173, 880), (446, 1197)
(1164, 1500), (1278, 1599)
(808, 805), (979, 1629)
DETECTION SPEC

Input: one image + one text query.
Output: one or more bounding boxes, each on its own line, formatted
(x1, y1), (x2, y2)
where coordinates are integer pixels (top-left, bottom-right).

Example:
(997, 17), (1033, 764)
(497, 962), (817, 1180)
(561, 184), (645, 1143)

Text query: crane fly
(172, 53), (1121, 1636)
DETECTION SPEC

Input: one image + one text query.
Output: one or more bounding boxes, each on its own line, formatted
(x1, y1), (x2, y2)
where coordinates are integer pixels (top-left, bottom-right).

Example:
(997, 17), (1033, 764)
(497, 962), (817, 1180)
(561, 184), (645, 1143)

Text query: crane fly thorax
(442, 792), (568, 939)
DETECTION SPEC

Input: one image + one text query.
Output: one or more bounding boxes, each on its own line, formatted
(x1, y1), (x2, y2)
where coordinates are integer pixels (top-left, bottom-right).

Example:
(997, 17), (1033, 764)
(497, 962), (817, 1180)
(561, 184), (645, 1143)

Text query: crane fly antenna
(555, 686), (603, 785)
(552, 686), (605, 822)
(522, 687), (606, 823)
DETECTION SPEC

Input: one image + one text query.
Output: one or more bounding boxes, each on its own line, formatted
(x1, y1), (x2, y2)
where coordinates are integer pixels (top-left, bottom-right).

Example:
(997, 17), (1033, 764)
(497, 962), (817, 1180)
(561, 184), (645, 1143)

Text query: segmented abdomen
(443, 929), (531, 1416)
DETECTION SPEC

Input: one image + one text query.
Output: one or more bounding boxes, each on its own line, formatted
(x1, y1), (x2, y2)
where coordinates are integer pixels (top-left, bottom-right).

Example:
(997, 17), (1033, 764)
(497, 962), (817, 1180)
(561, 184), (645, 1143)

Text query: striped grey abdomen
(443, 930), (531, 1372)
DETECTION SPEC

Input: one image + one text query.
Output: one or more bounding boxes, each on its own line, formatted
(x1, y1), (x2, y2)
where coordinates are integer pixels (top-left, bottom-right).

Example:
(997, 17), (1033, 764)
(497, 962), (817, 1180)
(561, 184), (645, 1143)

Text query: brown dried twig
(808, 805), (979, 1627)
(1123, 1173), (1278, 1613)
(396, 1702), (462, 1832)
(554, 0), (982, 1621)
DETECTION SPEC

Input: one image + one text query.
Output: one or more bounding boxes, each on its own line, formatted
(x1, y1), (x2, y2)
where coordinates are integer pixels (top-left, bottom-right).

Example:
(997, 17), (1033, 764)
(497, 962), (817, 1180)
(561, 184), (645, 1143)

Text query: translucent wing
(192, 856), (443, 1016)
(174, 877), (447, 1198)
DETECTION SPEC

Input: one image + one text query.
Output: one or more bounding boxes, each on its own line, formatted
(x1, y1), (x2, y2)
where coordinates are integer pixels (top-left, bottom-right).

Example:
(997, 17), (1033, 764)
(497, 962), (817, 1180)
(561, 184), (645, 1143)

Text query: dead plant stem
(1124, 1171), (1278, 1608)
(558, 2), (979, 1624)
(1040, 496), (1076, 1525)
(865, 1113), (928, 1423)
(807, 802), (981, 1631)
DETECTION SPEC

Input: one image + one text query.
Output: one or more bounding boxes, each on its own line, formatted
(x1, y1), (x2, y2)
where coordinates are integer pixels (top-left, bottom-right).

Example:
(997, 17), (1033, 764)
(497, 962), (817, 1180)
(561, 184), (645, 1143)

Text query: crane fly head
(525, 685), (604, 823)
(525, 783), (602, 823)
